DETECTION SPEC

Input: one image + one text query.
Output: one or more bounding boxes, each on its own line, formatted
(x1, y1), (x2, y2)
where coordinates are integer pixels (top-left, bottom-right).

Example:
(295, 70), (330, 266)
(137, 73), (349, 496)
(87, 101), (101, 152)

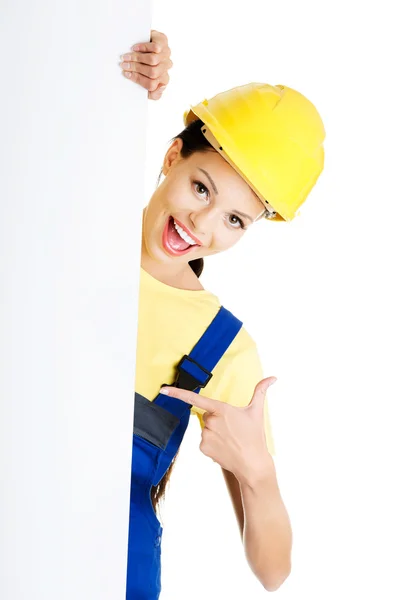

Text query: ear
(162, 137), (184, 176)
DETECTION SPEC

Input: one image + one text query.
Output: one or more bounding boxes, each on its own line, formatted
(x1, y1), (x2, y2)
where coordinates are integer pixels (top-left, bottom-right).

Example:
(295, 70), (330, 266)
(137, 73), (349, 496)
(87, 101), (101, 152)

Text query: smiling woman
(120, 31), (325, 600)
(142, 118), (268, 286)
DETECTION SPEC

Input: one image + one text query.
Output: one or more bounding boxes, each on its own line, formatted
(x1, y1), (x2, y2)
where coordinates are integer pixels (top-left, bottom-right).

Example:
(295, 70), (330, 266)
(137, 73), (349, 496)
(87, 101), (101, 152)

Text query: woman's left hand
(119, 30), (173, 100)
(160, 377), (277, 486)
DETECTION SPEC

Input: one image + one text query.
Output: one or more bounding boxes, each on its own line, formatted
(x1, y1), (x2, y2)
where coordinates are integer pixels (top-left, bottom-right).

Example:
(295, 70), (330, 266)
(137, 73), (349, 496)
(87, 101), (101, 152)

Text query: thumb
(148, 84), (167, 101)
(248, 377), (278, 413)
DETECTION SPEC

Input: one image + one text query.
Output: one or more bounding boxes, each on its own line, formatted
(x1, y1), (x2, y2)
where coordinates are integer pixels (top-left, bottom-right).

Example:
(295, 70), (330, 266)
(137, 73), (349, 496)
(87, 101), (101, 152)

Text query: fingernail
(124, 71), (131, 78)
(132, 44), (140, 51)
(271, 378), (278, 385)
(160, 387), (170, 395)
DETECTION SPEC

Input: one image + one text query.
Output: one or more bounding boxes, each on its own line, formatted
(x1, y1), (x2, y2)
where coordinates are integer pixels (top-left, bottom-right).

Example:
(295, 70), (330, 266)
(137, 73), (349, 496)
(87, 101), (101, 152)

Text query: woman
(119, 30), (325, 598)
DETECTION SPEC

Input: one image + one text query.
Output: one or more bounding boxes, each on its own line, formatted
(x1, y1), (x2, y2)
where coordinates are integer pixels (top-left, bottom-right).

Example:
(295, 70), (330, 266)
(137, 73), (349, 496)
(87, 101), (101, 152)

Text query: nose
(189, 206), (219, 242)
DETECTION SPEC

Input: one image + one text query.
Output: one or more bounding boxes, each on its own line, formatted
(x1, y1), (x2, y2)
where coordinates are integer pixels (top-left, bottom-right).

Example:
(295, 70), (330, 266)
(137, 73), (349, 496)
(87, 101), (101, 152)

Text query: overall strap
(154, 306), (243, 414)
(151, 306), (242, 486)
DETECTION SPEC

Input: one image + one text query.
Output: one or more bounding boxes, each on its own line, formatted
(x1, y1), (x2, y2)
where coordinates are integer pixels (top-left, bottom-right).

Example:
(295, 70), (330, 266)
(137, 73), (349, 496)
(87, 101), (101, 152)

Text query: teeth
(173, 220), (197, 245)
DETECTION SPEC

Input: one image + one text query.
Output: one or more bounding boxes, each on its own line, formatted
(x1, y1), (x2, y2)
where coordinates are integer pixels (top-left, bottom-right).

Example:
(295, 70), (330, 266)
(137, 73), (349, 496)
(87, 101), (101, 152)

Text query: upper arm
(222, 467), (244, 540)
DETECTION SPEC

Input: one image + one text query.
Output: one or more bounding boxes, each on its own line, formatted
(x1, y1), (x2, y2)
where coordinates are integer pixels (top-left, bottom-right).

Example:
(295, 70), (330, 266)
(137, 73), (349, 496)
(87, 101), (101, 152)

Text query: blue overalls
(126, 306), (243, 599)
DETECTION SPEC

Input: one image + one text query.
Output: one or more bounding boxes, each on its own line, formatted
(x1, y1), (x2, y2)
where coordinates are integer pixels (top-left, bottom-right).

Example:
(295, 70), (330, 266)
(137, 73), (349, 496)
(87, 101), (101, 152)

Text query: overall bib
(126, 306), (242, 599)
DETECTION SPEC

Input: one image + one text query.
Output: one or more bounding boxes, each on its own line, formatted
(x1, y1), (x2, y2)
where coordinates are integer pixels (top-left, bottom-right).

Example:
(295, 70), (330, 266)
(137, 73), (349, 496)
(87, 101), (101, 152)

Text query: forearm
(239, 463), (292, 592)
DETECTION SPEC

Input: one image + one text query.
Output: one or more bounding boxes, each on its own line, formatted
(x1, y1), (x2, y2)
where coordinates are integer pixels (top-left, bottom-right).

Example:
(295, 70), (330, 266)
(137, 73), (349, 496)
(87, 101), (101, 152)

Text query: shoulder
(205, 318), (264, 406)
(226, 325), (263, 380)
(222, 312), (261, 364)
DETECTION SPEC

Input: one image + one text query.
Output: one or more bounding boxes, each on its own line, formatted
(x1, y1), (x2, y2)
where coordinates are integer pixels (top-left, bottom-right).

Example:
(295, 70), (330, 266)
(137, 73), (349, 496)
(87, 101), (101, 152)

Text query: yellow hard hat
(183, 83), (325, 222)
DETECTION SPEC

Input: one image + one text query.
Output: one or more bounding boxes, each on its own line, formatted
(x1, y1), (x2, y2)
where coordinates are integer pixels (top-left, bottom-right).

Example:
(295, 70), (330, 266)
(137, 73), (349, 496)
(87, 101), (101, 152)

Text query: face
(142, 137), (265, 266)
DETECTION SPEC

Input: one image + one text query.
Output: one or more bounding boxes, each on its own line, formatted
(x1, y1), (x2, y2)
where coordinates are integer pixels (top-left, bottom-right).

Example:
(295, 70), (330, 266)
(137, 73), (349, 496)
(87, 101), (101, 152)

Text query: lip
(162, 216), (202, 257)
(173, 217), (203, 246)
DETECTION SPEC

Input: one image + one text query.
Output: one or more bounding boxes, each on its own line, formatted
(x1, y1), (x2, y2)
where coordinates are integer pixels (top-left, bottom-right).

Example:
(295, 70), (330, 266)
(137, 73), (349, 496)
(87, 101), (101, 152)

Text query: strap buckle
(173, 355), (213, 392)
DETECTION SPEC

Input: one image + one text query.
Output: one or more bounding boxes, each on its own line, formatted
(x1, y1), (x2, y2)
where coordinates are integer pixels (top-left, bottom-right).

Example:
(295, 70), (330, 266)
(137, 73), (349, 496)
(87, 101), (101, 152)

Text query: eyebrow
(197, 167), (253, 222)
(198, 168), (219, 195)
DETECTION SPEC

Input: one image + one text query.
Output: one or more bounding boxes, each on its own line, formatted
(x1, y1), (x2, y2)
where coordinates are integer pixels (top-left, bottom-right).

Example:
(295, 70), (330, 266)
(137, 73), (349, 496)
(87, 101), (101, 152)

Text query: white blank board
(0, 1), (151, 597)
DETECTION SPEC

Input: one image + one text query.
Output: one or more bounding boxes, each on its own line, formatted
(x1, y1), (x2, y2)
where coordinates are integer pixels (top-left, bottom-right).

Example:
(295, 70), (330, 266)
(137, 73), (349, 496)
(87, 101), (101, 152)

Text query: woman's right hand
(119, 30), (173, 100)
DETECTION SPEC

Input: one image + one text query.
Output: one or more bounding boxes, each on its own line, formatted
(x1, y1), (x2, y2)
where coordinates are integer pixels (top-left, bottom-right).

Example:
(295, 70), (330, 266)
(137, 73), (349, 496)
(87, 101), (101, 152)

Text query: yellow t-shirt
(134, 267), (275, 456)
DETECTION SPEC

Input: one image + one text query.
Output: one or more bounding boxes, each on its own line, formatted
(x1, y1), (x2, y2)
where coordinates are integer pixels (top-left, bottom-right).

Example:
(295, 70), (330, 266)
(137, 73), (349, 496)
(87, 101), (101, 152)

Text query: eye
(193, 180), (210, 202)
(227, 214), (246, 230)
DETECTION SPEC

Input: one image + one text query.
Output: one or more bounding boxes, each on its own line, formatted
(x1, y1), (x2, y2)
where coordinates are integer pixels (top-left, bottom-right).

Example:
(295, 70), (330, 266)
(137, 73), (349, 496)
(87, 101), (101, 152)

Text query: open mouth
(162, 216), (201, 256)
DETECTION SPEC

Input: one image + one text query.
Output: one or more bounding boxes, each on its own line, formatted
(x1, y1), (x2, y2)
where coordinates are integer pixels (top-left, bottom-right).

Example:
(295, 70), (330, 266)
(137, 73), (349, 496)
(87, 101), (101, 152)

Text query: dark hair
(150, 118), (213, 516)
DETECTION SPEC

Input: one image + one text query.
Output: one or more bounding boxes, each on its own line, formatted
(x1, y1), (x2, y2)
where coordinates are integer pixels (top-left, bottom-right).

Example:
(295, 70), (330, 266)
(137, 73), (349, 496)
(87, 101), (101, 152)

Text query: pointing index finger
(160, 387), (221, 413)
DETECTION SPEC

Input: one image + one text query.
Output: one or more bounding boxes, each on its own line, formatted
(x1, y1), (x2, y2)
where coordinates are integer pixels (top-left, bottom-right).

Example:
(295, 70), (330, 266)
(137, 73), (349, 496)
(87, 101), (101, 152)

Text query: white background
(148, 1), (400, 599)
(1, 0), (400, 599)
